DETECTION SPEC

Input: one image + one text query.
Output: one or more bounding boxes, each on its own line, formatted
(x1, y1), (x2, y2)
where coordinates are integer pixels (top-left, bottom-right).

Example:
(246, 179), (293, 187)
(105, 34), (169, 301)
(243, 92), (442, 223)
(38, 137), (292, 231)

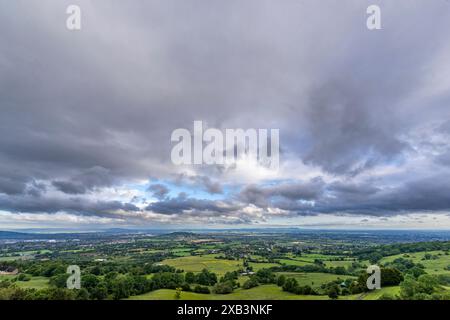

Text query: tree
(81, 274), (99, 291)
(90, 283), (108, 300)
(407, 266), (426, 279)
(327, 285), (339, 299)
(277, 275), (286, 287)
(255, 269), (275, 284)
(76, 288), (90, 300)
(196, 269), (217, 286)
(174, 287), (182, 300)
(193, 285), (210, 294)
(49, 273), (69, 289)
(400, 274), (438, 299)
(220, 271), (239, 283)
(17, 274), (30, 282)
(185, 272), (195, 284)
(282, 278), (298, 293)
(381, 268), (403, 286)
(243, 277), (259, 289)
(213, 281), (234, 294)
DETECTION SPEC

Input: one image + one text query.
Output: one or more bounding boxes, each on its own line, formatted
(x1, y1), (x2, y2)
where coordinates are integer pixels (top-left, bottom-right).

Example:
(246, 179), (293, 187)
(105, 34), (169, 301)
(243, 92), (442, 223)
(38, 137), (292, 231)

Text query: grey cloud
(172, 173), (223, 194)
(52, 166), (114, 195)
(52, 181), (87, 195)
(235, 174), (450, 217)
(0, 194), (140, 215)
(0, 1), (449, 225)
(146, 193), (241, 215)
(0, 177), (27, 195)
(239, 178), (325, 207)
(195, 176), (223, 194)
(147, 183), (170, 200)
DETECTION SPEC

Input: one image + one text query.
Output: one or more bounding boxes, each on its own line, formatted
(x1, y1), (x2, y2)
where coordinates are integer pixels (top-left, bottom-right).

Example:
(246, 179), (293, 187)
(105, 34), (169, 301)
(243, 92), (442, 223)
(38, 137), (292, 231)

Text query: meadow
(380, 250), (450, 275)
(161, 254), (242, 276)
(128, 285), (329, 300)
(1, 230), (449, 300)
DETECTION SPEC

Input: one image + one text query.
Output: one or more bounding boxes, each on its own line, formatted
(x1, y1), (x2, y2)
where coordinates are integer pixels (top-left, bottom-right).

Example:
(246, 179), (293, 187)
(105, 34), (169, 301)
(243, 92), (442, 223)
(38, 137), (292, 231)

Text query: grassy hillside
(380, 250), (450, 275)
(128, 284), (328, 300)
(276, 272), (355, 288)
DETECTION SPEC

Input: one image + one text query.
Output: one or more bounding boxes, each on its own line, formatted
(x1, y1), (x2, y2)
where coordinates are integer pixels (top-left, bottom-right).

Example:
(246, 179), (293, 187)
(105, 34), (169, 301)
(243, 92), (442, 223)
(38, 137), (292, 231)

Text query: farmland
(161, 254), (242, 276)
(0, 229), (449, 300)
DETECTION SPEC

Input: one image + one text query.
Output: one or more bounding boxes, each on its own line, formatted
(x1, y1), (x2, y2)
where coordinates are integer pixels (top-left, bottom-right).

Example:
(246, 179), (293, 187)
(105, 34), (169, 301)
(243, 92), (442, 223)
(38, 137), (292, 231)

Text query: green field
(0, 274), (16, 281)
(0, 275), (50, 289)
(16, 276), (49, 289)
(161, 254), (242, 276)
(276, 272), (355, 288)
(128, 284), (328, 300)
(248, 262), (280, 271)
(128, 284), (399, 300)
(360, 286), (401, 300)
(324, 260), (355, 268)
(171, 248), (193, 257)
(276, 259), (312, 267)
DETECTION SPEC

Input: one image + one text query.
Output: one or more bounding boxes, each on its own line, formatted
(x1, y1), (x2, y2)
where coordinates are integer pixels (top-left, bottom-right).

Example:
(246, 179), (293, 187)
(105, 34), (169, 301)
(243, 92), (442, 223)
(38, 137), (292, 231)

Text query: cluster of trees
(281, 277), (317, 296)
(384, 258), (426, 278)
(0, 263), (222, 300)
(391, 274), (450, 300)
(270, 263), (354, 276)
(354, 241), (450, 263)
(185, 269), (217, 286)
(212, 271), (240, 294)
(0, 262), (18, 273)
(241, 269), (277, 291)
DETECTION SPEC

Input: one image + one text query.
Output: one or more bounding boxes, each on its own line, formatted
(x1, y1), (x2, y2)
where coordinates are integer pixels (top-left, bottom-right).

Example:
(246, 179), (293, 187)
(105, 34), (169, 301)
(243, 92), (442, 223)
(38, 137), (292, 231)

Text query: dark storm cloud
(0, 177), (27, 195)
(301, 81), (412, 175)
(231, 174), (450, 217)
(51, 166), (114, 194)
(0, 1), (449, 223)
(299, 174), (450, 216)
(0, 194), (139, 215)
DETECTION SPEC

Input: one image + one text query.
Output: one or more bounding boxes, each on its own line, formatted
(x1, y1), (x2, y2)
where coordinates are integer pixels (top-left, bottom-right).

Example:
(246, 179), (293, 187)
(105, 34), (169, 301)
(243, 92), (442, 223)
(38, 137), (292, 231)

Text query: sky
(1, 0), (450, 230)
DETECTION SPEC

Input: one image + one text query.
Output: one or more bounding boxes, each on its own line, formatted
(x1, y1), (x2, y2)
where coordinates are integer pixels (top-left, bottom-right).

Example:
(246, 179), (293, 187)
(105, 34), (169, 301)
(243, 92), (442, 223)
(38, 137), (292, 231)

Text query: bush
(295, 285), (316, 295)
(213, 281), (234, 294)
(378, 294), (395, 300)
(327, 285), (339, 299)
(193, 285), (210, 294)
(282, 278), (298, 293)
(17, 274), (31, 282)
(381, 268), (403, 286)
(243, 277), (259, 290)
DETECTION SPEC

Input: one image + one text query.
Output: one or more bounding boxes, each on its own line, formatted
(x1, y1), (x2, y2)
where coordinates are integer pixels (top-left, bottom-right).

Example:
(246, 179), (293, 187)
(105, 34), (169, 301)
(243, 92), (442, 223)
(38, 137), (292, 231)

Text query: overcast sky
(1, 0), (450, 230)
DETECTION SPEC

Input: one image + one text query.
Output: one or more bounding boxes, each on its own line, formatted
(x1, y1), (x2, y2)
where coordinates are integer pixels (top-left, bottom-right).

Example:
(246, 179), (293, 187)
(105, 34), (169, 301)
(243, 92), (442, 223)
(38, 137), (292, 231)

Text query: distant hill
(159, 231), (196, 238)
(0, 231), (39, 240)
